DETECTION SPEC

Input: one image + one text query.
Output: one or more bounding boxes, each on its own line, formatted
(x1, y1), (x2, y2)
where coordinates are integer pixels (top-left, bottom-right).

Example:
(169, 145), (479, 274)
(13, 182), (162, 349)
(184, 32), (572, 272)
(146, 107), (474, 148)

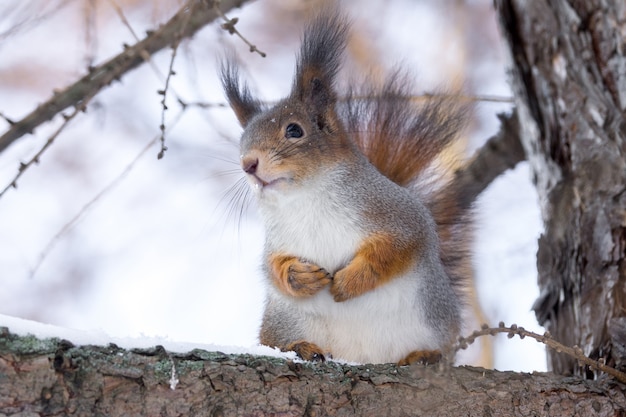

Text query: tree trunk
(494, 0), (626, 377)
(1, 330), (625, 417)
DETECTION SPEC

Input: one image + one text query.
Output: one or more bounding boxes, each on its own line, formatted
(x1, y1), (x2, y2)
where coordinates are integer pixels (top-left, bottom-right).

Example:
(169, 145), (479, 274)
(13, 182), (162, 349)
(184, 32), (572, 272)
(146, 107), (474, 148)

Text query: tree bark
(494, 0), (626, 376)
(1, 330), (625, 417)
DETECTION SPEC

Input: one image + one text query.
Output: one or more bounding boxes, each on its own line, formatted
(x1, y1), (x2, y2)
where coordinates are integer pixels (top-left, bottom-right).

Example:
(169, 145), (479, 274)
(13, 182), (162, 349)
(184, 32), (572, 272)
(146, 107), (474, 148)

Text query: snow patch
(0, 314), (293, 359)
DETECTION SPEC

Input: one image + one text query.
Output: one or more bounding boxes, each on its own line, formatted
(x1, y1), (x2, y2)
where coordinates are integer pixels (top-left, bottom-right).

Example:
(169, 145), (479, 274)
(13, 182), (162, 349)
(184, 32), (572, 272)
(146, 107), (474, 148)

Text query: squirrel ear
(221, 58), (261, 128)
(292, 9), (348, 128)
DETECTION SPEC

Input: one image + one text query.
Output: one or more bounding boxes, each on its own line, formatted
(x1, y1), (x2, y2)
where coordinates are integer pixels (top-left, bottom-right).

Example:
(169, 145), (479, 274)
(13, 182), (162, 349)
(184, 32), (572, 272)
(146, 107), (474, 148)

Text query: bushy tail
(340, 74), (473, 287)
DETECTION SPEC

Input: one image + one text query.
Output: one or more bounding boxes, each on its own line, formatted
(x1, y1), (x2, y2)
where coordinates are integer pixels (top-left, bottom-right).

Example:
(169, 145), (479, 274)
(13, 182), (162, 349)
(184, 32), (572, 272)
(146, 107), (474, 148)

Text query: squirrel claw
(286, 341), (326, 362)
(270, 254), (332, 298)
(286, 260), (332, 297)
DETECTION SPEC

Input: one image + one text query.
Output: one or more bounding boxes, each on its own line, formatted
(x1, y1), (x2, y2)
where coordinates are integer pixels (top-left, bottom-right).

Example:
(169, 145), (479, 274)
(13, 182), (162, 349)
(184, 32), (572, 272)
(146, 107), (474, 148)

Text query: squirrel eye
(285, 123), (304, 139)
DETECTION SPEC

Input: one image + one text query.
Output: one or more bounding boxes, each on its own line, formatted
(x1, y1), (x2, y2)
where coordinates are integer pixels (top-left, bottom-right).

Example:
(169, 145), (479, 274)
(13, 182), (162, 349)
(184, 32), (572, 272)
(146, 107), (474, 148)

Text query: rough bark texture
(1, 330), (625, 417)
(495, 0), (626, 377)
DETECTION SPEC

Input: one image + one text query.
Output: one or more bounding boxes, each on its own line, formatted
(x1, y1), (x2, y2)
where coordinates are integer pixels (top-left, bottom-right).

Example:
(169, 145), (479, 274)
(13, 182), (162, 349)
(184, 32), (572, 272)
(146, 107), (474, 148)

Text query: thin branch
(0, 0), (76, 42)
(83, 0), (98, 68)
(0, 0), (252, 155)
(156, 1), (193, 159)
(106, 0), (141, 41)
(107, 0), (178, 85)
(108, 0), (188, 158)
(157, 47), (179, 159)
(0, 112), (15, 125)
(179, 93), (515, 110)
(423, 93), (514, 103)
(178, 99), (229, 109)
(0, 99), (91, 199)
(213, 0), (266, 57)
(453, 110), (525, 208)
(28, 140), (155, 278)
(29, 110), (186, 278)
(457, 323), (626, 384)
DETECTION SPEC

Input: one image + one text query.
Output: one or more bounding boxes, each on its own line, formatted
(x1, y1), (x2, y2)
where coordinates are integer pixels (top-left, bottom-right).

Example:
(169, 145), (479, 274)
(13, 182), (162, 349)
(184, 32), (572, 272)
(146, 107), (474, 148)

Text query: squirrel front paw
(331, 261), (375, 302)
(269, 254), (332, 297)
(331, 233), (412, 302)
(287, 260), (332, 296)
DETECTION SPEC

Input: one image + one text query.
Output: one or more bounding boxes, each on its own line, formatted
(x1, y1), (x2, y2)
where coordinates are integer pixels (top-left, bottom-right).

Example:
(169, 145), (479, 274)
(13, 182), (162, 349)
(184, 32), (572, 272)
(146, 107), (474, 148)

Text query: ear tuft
(220, 58), (262, 127)
(292, 8), (349, 113)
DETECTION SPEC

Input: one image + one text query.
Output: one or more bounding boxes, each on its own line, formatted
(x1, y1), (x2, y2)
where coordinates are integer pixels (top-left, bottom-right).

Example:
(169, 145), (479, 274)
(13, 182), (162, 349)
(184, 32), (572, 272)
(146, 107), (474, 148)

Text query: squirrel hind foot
(286, 341), (327, 362)
(398, 349), (443, 366)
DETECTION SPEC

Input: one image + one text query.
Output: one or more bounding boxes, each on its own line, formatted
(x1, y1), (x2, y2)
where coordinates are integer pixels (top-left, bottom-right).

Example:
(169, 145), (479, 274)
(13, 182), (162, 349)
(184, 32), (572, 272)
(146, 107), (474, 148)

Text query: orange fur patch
(286, 340), (326, 362)
(398, 350), (442, 366)
(269, 253), (332, 298)
(331, 233), (418, 302)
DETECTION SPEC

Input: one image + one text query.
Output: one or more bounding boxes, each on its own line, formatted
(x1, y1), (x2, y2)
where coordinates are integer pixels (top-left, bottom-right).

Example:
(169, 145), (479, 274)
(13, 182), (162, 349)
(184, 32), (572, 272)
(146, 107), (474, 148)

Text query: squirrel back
(221, 7), (473, 364)
(342, 73), (472, 291)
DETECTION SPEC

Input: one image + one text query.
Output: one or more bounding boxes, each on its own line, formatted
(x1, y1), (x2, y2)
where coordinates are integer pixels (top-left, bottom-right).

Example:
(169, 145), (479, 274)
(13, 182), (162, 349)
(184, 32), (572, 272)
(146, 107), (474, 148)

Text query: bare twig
(0, 99), (92, 199)
(213, 0), (266, 57)
(179, 93), (515, 111)
(107, 0), (140, 41)
(157, 51), (177, 159)
(0, 0), (76, 42)
(108, 0), (188, 159)
(83, 0), (99, 68)
(29, 110), (187, 278)
(107, 0), (176, 83)
(156, 1), (194, 159)
(0, 112), (15, 125)
(178, 99), (229, 109)
(457, 323), (626, 384)
(0, 0), (251, 155)
(422, 93), (513, 104)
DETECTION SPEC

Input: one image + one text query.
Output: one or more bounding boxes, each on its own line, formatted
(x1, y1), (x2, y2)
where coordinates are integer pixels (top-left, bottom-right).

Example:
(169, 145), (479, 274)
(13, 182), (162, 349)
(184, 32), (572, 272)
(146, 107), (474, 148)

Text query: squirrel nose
(242, 156), (259, 175)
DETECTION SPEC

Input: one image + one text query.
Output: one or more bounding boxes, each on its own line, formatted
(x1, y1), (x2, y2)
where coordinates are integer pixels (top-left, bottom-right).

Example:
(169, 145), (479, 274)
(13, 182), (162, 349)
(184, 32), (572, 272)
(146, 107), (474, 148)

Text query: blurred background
(0, 0), (545, 371)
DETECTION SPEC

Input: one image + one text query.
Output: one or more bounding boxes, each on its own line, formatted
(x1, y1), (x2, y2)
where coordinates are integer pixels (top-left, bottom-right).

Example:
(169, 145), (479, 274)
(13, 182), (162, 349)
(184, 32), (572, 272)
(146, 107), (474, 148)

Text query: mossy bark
(1, 329), (625, 417)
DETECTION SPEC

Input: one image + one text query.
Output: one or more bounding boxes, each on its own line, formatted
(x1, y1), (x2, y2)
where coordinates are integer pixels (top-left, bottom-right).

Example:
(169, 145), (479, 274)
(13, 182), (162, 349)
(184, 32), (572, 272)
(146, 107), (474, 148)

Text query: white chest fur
(258, 176), (363, 274)
(256, 174), (438, 364)
(266, 264), (438, 364)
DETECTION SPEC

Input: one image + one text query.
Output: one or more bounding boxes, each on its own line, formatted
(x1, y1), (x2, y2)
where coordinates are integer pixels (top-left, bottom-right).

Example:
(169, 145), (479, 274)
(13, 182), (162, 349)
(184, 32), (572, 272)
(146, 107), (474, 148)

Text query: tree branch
(1, 329), (624, 416)
(455, 110), (525, 208)
(0, 0), (249, 155)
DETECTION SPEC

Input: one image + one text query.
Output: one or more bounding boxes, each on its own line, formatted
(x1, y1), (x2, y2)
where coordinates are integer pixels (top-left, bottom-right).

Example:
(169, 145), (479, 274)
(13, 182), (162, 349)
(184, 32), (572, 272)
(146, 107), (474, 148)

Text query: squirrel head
(221, 10), (353, 195)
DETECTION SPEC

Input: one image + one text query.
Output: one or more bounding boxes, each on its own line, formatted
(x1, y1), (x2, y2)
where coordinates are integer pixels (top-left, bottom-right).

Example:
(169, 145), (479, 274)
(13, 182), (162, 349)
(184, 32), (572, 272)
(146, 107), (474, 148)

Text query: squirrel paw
(287, 260), (332, 297)
(288, 260), (332, 296)
(286, 340), (326, 362)
(331, 262), (373, 302)
(270, 254), (332, 297)
(397, 350), (442, 366)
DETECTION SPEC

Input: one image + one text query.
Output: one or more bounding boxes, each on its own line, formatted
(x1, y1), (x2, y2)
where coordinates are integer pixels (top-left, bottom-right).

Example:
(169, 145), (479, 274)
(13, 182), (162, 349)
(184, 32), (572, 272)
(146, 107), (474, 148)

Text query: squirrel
(221, 8), (473, 365)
